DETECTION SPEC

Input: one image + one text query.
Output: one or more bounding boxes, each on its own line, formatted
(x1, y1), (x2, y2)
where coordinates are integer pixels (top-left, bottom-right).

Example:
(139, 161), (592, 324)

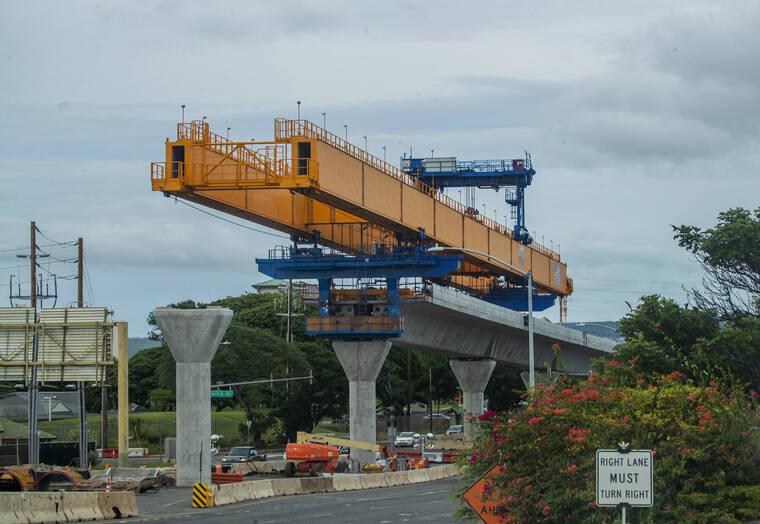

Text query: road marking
(161, 498), (186, 507)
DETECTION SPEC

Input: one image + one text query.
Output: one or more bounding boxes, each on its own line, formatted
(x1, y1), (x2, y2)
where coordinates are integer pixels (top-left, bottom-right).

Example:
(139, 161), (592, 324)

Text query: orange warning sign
(462, 464), (506, 523)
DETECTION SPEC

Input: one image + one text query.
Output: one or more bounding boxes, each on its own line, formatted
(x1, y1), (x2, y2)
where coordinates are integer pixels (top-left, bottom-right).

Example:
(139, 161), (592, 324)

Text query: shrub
(459, 360), (760, 523)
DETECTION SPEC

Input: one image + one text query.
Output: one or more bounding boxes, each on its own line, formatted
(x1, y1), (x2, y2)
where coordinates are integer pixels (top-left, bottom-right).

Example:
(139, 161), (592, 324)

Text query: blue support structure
(256, 244), (462, 340)
(477, 287), (557, 312)
(400, 155), (535, 244)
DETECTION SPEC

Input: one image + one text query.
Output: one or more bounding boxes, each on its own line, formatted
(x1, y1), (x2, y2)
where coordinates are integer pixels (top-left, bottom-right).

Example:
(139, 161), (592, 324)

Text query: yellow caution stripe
(192, 482), (209, 508)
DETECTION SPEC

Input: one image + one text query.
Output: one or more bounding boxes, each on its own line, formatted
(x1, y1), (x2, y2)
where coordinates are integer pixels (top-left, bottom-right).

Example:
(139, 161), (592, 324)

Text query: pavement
(103, 477), (462, 523)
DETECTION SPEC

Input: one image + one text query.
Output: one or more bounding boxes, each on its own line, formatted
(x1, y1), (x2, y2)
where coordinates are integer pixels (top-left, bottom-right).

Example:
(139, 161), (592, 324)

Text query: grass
(37, 408), (251, 454)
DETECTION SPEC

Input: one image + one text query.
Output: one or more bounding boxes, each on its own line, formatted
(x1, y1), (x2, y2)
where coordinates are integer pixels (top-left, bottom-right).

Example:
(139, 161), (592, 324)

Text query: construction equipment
(150, 116), (572, 334)
(286, 432), (402, 476)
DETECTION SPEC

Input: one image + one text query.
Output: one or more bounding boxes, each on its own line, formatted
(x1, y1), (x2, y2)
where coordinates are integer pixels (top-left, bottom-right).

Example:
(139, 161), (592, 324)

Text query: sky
(1, 1), (758, 337)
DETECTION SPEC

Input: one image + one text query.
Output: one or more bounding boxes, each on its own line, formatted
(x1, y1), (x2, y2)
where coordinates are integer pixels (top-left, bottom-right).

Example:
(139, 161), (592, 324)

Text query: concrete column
(153, 307), (233, 487)
(450, 359), (496, 439)
(332, 340), (392, 466)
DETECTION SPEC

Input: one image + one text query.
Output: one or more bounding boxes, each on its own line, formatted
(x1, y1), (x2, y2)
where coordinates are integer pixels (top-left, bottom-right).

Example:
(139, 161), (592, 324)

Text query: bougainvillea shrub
(458, 357), (760, 523)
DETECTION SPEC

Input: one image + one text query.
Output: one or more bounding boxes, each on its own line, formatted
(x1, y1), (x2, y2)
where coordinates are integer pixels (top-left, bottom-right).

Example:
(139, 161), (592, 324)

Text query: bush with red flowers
(456, 351), (760, 523)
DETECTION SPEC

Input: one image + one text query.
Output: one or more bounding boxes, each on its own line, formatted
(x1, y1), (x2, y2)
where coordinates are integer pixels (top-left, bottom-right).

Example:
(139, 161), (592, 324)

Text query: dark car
(222, 446), (267, 462)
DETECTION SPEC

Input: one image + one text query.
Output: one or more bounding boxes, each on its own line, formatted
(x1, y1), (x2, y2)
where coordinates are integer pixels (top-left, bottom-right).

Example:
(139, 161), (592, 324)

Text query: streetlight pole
(427, 246), (535, 389)
(297, 100), (301, 120)
(382, 146), (386, 163)
(363, 136), (367, 150)
(322, 112), (326, 128)
(344, 124), (347, 141)
(43, 394), (57, 422)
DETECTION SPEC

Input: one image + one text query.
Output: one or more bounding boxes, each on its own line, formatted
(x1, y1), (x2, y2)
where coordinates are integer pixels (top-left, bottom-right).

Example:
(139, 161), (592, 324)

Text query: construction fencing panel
(0, 307), (114, 384)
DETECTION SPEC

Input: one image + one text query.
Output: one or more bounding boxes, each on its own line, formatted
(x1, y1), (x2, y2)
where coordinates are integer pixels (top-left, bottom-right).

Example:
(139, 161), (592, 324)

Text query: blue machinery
(400, 154), (535, 244)
(256, 153), (555, 340)
(256, 241), (462, 339)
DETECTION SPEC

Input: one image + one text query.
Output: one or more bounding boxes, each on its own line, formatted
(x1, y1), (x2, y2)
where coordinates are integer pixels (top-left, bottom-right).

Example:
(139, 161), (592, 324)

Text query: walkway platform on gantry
(396, 284), (616, 375)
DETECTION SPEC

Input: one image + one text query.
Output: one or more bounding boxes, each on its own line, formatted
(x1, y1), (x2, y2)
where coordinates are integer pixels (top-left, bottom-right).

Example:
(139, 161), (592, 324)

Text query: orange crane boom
(151, 118), (572, 297)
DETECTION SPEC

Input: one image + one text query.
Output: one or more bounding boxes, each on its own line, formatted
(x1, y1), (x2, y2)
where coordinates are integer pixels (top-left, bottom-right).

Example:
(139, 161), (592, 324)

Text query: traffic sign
(596, 449), (653, 507)
(462, 464), (505, 523)
(210, 390), (233, 398)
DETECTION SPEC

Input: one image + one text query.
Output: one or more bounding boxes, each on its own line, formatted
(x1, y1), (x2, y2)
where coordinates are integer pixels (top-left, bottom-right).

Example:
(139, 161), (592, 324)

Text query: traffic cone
(106, 476), (111, 492)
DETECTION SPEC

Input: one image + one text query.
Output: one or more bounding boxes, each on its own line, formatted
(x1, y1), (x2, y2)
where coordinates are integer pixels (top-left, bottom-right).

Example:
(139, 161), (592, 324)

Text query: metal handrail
(274, 118), (560, 261)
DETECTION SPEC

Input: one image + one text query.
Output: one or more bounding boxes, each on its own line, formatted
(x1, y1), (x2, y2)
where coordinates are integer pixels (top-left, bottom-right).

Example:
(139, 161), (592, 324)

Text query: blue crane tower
(400, 154), (535, 244)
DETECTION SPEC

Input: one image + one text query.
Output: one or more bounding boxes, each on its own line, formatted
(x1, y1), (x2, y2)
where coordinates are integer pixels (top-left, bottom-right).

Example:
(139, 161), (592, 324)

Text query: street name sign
(596, 449), (653, 507)
(210, 390), (233, 398)
(462, 464), (505, 523)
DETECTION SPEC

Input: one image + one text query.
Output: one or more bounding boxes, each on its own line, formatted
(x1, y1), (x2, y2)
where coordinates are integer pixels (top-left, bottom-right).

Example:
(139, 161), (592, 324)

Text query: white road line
(160, 498), (186, 507)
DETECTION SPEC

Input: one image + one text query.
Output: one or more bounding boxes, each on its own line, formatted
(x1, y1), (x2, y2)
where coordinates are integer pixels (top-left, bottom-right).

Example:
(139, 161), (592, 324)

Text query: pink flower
(528, 417), (542, 425)
(542, 505), (551, 515)
(478, 410), (496, 421)
(566, 464), (577, 474)
(469, 454), (478, 464)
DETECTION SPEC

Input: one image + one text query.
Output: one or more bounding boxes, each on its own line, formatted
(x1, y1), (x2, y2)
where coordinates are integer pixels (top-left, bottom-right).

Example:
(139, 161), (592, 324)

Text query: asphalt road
(111, 477), (462, 523)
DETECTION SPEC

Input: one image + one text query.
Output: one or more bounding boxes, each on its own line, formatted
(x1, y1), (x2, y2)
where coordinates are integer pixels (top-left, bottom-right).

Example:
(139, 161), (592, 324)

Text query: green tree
(674, 207), (760, 320)
(128, 346), (172, 408)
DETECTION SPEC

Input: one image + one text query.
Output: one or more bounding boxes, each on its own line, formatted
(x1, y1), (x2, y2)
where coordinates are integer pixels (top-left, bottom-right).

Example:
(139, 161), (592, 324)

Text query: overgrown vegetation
(457, 207), (760, 522)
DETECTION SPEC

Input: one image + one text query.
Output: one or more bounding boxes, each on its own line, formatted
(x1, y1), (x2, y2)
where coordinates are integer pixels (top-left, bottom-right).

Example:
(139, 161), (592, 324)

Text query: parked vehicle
(423, 412), (451, 420)
(394, 431), (421, 447)
(445, 424), (464, 435)
(222, 446), (267, 462)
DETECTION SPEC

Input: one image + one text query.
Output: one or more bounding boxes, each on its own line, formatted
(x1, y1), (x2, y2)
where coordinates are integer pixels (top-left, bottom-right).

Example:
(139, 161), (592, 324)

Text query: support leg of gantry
(332, 340), (392, 466)
(449, 359), (496, 439)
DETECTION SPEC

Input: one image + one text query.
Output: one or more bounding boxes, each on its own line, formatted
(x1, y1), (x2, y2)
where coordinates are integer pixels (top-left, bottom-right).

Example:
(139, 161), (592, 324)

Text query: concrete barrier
(212, 464), (462, 507)
(270, 478), (303, 497)
(390, 470), (413, 486)
(360, 473), (388, 490)
(0, 493), (28, 524)
(407, 469), (430, 484)
(332, 474), (363, 492)
(23, 493), (62, 523)
(98, 491), (139, 519)
(61, 492), (103, 522)
(300, 477), (333, 494)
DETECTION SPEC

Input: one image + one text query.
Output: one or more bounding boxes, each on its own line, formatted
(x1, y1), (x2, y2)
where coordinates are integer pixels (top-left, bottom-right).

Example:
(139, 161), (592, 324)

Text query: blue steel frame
(401, 156), (535, 244)
(256, 245), (462, 340)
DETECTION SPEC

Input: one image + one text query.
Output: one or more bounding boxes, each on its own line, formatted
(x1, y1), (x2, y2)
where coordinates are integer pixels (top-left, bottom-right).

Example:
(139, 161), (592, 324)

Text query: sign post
(596, 443), (653, 523)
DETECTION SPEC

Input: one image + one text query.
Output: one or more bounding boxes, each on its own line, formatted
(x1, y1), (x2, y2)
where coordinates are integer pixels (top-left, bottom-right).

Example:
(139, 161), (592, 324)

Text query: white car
(394, 431), (420, 447)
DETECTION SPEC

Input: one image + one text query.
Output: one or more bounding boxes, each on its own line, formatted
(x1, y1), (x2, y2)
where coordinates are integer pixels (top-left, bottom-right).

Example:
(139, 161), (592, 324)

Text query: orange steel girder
(150, 119), (572, 297)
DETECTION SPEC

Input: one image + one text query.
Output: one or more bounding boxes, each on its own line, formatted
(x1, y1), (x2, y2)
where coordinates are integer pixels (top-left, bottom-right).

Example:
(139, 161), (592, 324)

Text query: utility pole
(406, 349), (411, 431)
(428, 367), (433, 435)
(27, 221), (39, 464)
(76, 237), (87, 467)
(286, 279), (292, 343)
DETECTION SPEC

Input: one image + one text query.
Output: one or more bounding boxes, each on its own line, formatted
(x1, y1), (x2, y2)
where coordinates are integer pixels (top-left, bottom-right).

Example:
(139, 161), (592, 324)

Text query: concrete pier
(153, 306), (233, 487)
(450, 359), (496, 438)
(332, 340), (392, 465)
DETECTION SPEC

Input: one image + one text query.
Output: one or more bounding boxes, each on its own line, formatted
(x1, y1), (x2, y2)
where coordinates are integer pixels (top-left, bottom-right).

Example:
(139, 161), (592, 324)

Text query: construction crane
(400, 155), (535, 244)
(151, 117), (572, 337)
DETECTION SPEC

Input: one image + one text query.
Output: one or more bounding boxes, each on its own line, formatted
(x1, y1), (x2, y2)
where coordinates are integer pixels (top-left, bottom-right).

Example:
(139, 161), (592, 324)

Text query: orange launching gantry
(151, 118), (572, 337)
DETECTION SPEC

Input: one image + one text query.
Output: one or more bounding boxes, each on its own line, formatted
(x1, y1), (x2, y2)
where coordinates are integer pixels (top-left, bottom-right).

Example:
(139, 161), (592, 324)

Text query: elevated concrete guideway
(396, 284), (616, 374)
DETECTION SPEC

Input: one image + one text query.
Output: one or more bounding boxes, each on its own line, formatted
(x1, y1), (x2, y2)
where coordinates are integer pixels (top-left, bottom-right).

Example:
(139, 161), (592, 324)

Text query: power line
(175, 199), (290, 240)
(0, 241), (78, 254)
(34, 226), (76, 247)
